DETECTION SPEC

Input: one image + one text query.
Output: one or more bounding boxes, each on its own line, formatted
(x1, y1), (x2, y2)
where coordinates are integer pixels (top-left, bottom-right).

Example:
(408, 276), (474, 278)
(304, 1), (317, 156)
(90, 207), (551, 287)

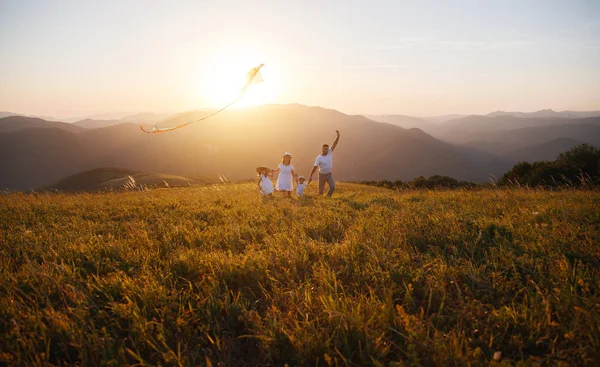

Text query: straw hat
(283, 152), (292, 157)
(256, 166), (270, 174)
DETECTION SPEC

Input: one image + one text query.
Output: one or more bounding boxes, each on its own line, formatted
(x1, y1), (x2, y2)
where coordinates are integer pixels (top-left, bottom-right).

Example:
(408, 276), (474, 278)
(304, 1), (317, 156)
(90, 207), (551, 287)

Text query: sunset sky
(1, 0), (599, 119)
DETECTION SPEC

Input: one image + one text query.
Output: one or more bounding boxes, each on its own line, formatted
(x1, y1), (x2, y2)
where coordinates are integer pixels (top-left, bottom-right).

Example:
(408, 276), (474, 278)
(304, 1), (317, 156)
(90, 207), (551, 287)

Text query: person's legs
(326, 173), (335, 196)
(318, 173), (326, 195)
(286, 190), (291, 198)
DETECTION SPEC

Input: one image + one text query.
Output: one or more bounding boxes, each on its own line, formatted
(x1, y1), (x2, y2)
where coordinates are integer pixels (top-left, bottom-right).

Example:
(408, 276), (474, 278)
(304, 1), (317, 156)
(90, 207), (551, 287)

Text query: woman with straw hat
(272, 152), (296, 198)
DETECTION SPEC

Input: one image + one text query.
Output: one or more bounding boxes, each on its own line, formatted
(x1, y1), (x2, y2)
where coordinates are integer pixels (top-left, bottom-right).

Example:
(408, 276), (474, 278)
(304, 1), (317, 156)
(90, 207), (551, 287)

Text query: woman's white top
(260, 174), (274, 195)
(296, 182), (307, 196)
(275, 163), (294, 191)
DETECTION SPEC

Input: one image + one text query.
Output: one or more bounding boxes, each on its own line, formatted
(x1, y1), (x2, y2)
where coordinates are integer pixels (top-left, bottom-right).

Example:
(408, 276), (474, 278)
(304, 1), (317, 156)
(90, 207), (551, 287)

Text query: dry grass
(1, 183), (599, 366)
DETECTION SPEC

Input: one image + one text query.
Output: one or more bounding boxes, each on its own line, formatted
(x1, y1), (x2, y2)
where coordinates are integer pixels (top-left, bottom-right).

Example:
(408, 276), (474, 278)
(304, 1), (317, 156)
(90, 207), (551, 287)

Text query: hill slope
(1, 184), (598, 365)
(46, 167), (209, 191)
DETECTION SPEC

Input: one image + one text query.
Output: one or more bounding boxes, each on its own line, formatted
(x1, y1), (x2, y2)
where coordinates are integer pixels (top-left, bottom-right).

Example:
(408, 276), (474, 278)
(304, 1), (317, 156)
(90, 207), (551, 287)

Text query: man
(308, 130), (340, 196)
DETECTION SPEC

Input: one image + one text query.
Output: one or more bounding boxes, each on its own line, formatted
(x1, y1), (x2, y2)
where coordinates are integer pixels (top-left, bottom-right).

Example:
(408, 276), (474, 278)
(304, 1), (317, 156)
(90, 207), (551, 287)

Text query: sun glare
(199, 50), (277, 109)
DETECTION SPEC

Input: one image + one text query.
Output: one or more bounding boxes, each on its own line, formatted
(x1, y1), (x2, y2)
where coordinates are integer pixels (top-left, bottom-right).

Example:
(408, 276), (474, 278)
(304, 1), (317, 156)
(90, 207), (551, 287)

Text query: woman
(272, 152), (296, 198)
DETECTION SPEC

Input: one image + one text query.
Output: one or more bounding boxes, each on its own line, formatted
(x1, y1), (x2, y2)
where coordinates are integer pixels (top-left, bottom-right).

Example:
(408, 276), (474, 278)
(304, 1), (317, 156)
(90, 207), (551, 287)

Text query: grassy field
(1, 183), (599, 366)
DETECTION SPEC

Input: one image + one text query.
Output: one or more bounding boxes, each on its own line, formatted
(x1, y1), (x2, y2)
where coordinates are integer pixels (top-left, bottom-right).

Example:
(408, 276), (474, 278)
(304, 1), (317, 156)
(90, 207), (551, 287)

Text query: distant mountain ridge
(505, 138), (587, 163)
(73, 113), (173, 128)
(74, 118), (125, 129)
(486, 109), (600, 119)
(0, 116), (84, 133)
(366, 114), (438, 132)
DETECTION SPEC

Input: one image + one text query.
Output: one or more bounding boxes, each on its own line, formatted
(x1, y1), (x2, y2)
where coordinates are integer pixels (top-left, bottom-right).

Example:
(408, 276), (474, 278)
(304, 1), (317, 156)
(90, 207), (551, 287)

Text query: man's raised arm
(331, 130), (340, 151)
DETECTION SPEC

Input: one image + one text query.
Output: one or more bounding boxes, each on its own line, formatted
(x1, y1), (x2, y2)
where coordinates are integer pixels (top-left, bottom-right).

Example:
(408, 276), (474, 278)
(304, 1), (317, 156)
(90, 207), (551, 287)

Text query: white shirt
(296, 182), (307, 196)
(314, 148), (333, 174)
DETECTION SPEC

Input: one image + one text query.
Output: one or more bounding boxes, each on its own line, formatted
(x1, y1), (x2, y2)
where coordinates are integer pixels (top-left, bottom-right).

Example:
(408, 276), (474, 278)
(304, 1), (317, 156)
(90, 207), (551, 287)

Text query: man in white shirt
(308, 130), (340, 196)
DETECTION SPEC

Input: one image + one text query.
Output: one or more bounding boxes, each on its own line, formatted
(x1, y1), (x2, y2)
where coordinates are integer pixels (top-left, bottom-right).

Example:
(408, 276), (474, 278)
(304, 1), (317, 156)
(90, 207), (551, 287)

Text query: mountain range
(1, 105), (598, 191)
(368, 113), (600, 162)
(0, 104), (513, 190)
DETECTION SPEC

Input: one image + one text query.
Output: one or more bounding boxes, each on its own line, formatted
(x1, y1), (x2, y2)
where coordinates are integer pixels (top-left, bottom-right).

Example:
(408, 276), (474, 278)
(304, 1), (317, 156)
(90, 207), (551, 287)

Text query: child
(256, 166), (274, 197)
(296, 175), (308, 197)
(272, 152), (295, 198)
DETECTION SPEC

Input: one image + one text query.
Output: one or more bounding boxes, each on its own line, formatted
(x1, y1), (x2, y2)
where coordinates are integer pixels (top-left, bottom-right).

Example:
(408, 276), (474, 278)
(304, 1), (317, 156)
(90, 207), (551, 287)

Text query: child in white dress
(256, 166), (274, 197)
(272, 152), (295, 198)
(296, 176), (308, 197)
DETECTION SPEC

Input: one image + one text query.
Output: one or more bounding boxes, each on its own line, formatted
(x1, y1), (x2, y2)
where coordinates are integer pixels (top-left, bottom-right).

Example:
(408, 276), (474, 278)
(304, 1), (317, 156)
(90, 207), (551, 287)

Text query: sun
(199, 52), (277, 108)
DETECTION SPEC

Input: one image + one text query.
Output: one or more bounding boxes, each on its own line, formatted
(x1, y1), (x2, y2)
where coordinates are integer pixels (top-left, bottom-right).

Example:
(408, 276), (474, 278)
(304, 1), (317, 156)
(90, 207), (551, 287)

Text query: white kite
(140, 63), (264, 134)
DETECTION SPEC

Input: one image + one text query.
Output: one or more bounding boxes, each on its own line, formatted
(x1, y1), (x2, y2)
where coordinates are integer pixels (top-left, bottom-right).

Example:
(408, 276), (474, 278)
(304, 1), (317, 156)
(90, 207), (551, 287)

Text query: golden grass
(1, 183), (599, 366)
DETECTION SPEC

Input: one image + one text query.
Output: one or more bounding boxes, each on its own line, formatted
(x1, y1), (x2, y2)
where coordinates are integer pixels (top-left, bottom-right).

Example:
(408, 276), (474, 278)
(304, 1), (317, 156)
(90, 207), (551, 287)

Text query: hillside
(0, 104), (512, 190)
(46, 167), (210, 191)
(1, 184), (598, 365)
(46, 167), (141, 191)
(0, 128), (91, 189)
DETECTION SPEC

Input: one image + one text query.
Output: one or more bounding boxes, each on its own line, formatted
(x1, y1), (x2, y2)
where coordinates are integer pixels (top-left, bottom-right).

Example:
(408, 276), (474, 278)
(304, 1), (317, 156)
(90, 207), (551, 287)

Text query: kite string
(177, 93), (243, 129)
(180, 64), (262, 127)
(145, 63), (263, 133)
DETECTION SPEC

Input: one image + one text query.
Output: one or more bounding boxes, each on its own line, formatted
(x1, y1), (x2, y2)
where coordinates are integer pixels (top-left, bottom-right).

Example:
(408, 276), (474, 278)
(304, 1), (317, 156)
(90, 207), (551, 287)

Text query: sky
(1, 0), (599, 118)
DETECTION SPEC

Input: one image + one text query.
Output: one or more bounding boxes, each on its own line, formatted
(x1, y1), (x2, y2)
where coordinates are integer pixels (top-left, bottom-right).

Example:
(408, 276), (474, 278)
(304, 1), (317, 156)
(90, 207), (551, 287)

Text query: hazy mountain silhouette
(460, 123), (600, 156)
(73, 113), (172, 129)
(422, 114), (469, 123)
(0, 111), (18, 119)
(486, 109), (600, 119)
(365, 115), (600, 147)
(0, 116), (84, 133)
(74, 118), (125, 129)
(505, 138), (589, 163)
(120, 112), (172, 124)
(0, 104), (513, 190)
(430, 116), (600, 144)
(366, 114), (439, 132)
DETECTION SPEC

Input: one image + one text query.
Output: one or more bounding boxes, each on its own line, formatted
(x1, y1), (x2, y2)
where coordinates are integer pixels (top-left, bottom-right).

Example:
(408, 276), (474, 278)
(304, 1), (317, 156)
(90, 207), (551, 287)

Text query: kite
(140, 63), (264, 134)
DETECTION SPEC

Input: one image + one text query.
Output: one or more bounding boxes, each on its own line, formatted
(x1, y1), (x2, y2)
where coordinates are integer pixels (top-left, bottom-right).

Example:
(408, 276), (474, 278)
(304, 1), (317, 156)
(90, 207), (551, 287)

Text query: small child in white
(296, 175), (308, 197)
(256, 166), (274, 197)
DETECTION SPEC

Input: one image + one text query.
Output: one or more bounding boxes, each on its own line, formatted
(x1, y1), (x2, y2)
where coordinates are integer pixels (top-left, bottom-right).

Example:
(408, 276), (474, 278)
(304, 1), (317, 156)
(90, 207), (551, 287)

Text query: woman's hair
(281, 155), (292, 164)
